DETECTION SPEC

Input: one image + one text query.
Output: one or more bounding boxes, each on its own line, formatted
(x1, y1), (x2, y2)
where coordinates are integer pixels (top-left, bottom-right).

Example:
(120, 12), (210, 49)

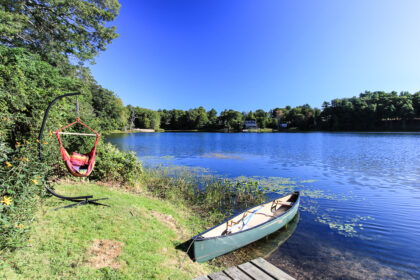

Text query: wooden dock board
(193, 257), (295, 280)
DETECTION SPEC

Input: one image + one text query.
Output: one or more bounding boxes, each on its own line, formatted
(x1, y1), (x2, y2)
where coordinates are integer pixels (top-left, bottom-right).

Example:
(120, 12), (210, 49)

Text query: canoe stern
(194, 196), (299, 263)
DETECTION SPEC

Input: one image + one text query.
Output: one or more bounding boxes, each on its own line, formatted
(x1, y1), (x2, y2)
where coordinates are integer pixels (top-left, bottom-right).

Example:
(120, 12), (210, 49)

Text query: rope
(76, 95), (79, 120)
(167, 236), (198, 280)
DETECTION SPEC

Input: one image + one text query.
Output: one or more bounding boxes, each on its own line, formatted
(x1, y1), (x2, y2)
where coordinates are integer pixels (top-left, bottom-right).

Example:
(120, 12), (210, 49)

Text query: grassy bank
(0, 183), (216, 279)
(0, 164), (270, 279)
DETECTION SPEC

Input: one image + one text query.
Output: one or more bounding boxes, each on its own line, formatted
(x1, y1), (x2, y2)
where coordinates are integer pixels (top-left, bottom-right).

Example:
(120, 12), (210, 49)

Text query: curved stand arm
(39, 92), (81, 161)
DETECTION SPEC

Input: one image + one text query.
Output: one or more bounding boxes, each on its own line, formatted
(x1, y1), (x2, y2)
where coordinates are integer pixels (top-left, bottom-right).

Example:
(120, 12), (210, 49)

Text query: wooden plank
(193, 276), (211, 280)
(238, 262), (274, 280)
(251, 258), (295, 280)
(224, 266), (253, 280)
(208, 271), (231, 280)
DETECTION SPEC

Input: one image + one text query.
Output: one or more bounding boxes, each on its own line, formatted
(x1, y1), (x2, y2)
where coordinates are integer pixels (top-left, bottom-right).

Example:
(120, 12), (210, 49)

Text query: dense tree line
(127, 91), (420, 131)
(320, 91), (420, 130)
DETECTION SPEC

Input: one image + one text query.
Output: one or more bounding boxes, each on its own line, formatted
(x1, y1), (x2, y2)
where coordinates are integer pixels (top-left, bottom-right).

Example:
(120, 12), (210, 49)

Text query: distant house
(244, 120), (258, 129)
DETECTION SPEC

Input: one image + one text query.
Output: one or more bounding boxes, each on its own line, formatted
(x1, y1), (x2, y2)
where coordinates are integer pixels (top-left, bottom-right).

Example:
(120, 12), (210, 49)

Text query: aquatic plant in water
(146, 164), (370, 237)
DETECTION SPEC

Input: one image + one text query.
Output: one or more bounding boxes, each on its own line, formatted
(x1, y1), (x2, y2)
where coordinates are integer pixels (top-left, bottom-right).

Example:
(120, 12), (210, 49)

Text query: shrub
(0, 140), (49, 250)
(92, 143), (142, 185)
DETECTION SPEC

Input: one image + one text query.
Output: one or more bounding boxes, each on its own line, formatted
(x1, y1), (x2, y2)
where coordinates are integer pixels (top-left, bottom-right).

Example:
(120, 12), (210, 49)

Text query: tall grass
(139, 167), (267, 224)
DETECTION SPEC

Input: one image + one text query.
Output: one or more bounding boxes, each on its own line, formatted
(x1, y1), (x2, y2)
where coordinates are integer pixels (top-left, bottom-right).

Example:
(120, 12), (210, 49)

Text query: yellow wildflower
(5, 161), (12, 169)
(25, 140), (30, 144)
(31, 179), (39, 185)
(43, 141), (48, 145)
(22, 157), (29, 162)
(1, 196), (12, 206)
(36, 139), (40, 143)
(15, 224), (24, 229)
(49, 130), (53, 137)
(16, 142), (21, 147)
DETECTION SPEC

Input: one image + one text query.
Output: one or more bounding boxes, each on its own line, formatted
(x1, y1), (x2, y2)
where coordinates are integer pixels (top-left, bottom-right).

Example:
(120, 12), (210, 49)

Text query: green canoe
(193, 191), (300, 263)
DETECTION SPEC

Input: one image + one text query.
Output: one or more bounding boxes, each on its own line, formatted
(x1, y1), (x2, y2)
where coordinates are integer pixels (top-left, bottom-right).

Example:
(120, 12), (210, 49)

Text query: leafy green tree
(397, 96), (415, 119)
(254, 109), (268, 128)
(413, 92), (420, 117)
(0, 0), (120, 64)
(158, 109), (171, 129)
(131, 107), (160, 130)
(207, 108), (218, 129)
(195, 106), (209, 129)
(170, 109), (187, 129)
(91, 84), (126, 131)
(245, 111), (255, 120)
(220, 109), (244, 131)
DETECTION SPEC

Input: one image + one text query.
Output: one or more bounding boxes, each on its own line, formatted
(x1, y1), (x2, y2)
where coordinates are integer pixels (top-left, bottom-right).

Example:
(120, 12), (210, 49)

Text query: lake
(106, 132), (420, 279)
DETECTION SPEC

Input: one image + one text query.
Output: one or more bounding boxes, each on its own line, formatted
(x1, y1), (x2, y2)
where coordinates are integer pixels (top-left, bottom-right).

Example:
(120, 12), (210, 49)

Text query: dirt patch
(151, 210), (177, 232)
(87, 239), (123, 269)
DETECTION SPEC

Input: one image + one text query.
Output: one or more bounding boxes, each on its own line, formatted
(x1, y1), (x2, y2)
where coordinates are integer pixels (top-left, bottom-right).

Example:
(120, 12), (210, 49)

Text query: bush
(0, 140), (49, 250)
(92, 143), (142, 185)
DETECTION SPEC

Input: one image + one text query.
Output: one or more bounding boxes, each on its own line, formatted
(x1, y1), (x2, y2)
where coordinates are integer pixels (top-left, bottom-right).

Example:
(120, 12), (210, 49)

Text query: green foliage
(128, 106), (161, 130)
(0, 0), (120, 64)
(321, 91), (420, 130)
(92, 143), (142, 185)
(0, 45), (142, 250)
(142, 168), (266, 220)
(0, 140), (49, 250)
(91, 84), (126, 131)
(0, 45), (81, 250)
(207, 108), (219, 129)
(219, 109), (244, 130)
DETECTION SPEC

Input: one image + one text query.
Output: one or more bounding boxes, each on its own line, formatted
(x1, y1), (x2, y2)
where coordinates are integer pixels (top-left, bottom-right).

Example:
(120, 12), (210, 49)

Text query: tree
(220, 109), (244, 131)
(245, 111), (255, 120)
(158, 109), (171, 129)
(195, 106), (209, 129)
(413, 92), (420, 117)
(130, 107), (160, 130)
(0, 0), (120, 64)
(254, 109), (268, 128)
(127, 105), (137, 130)
(91, 84), (126, 130)
(207, 108), (218, 129)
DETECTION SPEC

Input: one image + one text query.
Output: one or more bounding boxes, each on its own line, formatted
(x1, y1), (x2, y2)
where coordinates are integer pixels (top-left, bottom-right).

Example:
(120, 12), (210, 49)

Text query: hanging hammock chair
(55, 117), (100, 177)
(40, 92), (108, 211)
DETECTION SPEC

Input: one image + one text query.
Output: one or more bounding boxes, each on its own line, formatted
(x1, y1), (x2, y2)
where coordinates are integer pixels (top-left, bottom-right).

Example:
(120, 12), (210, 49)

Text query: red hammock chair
(55, 117), (100, 177)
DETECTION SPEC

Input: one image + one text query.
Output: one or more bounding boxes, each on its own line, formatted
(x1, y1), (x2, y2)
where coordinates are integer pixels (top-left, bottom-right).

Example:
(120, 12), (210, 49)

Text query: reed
(139, 167), (267, 223)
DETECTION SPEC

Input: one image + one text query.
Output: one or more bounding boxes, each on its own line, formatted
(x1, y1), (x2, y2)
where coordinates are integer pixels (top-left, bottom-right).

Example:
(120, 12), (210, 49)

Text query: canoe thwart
(55, 132), (97, 136)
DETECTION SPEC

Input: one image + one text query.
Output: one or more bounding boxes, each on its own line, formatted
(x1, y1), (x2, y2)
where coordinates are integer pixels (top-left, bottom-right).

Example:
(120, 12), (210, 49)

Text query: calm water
(107, 132), (420, 279)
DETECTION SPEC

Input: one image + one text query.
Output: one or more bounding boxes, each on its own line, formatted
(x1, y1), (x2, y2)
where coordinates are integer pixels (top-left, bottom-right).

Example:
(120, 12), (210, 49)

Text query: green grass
(0, 183), (215, 279)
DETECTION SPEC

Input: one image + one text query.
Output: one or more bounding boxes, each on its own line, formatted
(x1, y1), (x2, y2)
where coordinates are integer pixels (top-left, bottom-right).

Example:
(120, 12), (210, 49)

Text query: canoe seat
(202, 194), (295, 238)
(281, 201), (293, 206)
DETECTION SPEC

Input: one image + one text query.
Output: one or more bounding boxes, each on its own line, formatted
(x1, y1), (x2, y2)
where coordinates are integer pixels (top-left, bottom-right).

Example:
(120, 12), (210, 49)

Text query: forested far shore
(124, 91), (420, 132)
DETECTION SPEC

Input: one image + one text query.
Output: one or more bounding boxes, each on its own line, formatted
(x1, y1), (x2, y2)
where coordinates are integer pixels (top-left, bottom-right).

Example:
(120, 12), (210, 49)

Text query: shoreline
(105, 128), (420, 135)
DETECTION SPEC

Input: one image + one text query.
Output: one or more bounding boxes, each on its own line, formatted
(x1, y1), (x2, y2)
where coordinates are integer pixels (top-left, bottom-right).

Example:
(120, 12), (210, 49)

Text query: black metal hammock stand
(39, 92), (109, 210)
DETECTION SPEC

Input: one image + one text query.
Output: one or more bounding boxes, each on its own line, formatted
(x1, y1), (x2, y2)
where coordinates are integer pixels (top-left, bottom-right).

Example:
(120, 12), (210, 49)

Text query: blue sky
(90, 0), (420, 112)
